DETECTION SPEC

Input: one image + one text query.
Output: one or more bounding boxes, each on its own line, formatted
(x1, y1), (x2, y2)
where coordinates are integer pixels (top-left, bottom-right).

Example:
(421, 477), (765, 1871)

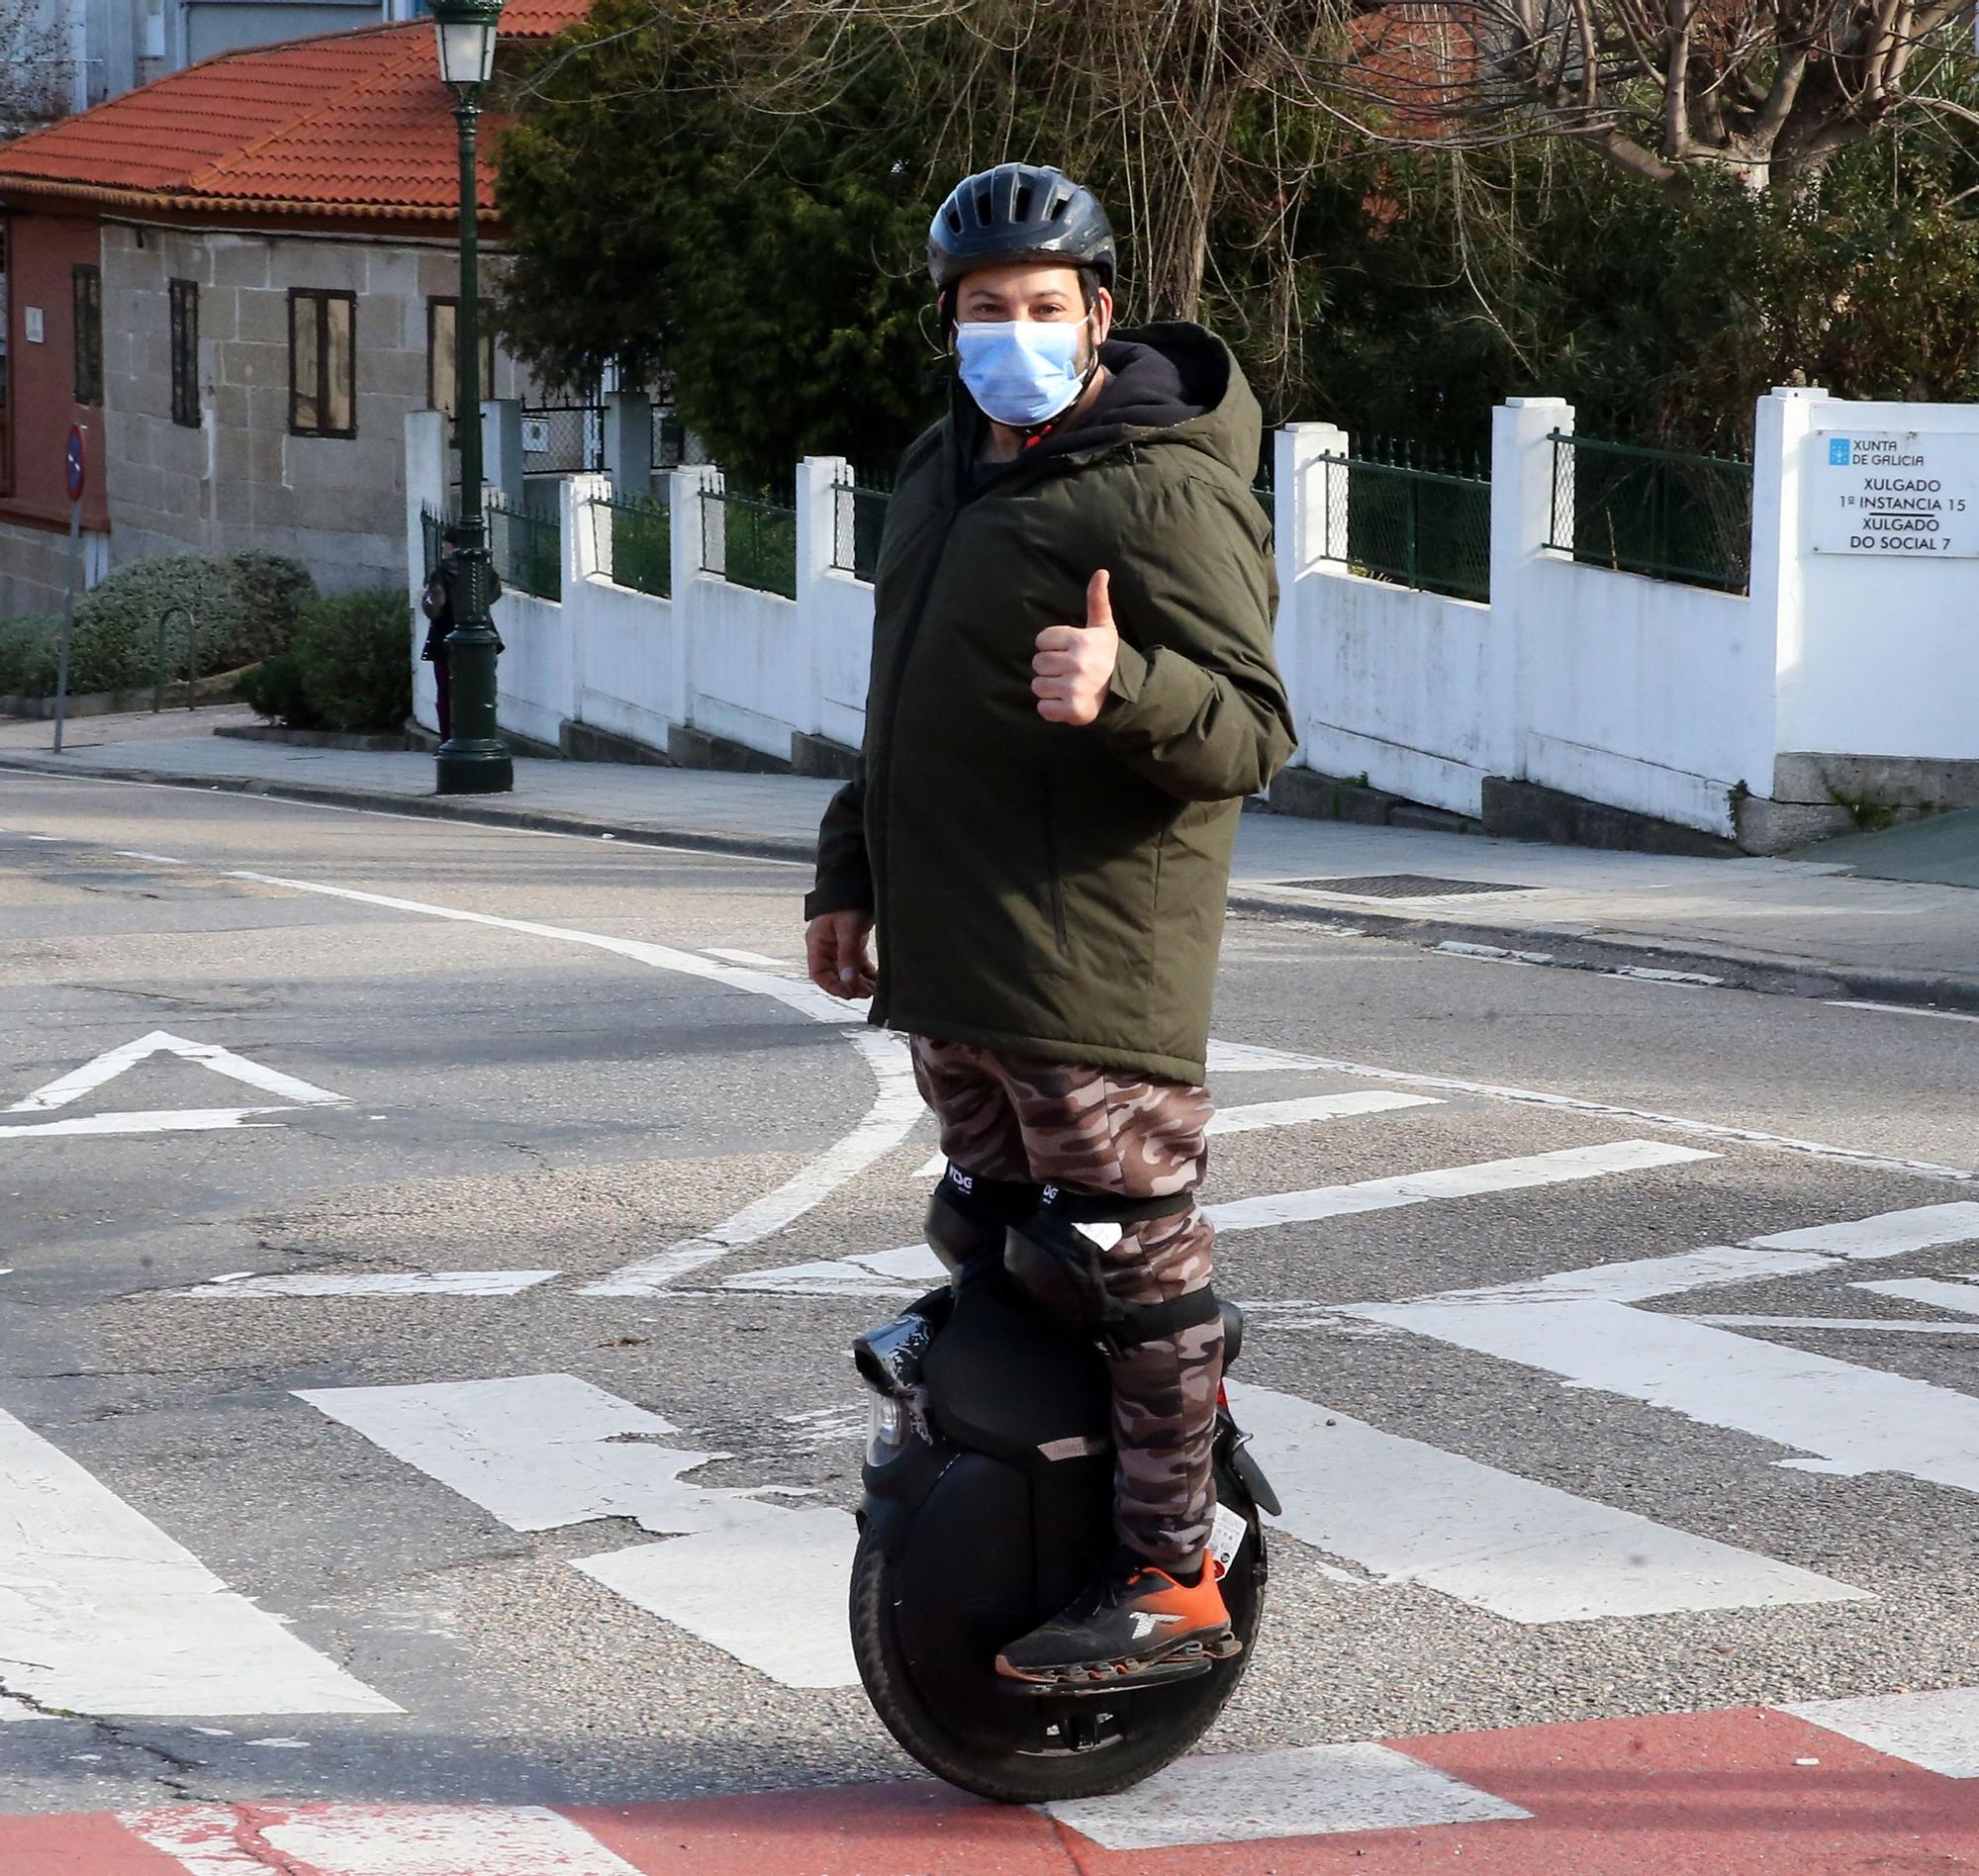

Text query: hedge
(0, 549), (315, 700)
(239, 588), (413, 733)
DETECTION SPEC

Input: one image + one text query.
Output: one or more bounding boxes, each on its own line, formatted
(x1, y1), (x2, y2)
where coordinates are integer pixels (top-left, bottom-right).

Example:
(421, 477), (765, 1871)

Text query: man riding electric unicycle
(805, 162), (1295, 1799)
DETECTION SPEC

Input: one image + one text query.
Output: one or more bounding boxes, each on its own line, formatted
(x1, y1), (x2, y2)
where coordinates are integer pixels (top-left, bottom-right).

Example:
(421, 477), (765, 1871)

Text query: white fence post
(671, 463), (722, 732)
(601, 392), (653, 501)
(404, 408), (447, 736)
(1750, 384), (1823, 810)
(566, 471), (608, 588)
(1274, 422), (1346, 772)
(480, 397), (525, 508)
(796, 455), (849, 740)
(1492, 397), (1572, 782)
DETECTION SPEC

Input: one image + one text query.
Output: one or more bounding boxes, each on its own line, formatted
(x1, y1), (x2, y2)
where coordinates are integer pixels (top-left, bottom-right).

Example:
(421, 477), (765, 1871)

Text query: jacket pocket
(1039, 785), (1070, 952)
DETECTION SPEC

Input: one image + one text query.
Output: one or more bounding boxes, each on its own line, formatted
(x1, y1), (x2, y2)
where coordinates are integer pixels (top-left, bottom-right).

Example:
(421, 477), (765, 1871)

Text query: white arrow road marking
(0, 1407), (398, 1718)
(1228, 1381), (1865, 1623)
(0, 1106), (292, 1140)
(6, 1029), (350, 1113)
(122, 1803), (648, 1875)
(1345, 1203), (1979, 1495)
(296, 1375), (859, 1688)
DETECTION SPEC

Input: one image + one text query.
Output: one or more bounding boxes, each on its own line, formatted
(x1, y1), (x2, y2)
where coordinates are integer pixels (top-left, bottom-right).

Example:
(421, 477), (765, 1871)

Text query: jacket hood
(950, 321), (1263, 486)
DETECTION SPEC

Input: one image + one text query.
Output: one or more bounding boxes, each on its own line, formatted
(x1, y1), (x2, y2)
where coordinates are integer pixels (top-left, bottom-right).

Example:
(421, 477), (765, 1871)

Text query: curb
(0, 754), (818, 865)
(8, 752), (1976, 1017)
(1229, 888), (1979, 1018)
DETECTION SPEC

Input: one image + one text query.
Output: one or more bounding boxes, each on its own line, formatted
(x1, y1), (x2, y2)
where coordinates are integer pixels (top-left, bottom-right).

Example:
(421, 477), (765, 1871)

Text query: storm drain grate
(1277, 874), (1539, 899)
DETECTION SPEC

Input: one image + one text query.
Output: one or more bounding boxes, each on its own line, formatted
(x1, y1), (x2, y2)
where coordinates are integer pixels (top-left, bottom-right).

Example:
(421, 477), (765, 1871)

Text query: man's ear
(1091, 287), (1114, 346)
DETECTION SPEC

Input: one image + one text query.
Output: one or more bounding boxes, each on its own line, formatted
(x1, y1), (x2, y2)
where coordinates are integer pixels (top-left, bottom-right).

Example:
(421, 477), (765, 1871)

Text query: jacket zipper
(870, 505), (962, 997)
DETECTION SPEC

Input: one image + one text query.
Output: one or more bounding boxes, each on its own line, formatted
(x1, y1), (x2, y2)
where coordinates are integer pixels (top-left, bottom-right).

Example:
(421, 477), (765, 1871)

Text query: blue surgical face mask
(954, 317), (1092, 427)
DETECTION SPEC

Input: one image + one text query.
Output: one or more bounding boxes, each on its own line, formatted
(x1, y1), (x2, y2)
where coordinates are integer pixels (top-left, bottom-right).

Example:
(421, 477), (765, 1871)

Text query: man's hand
(1032, 570), (1120, 726)
(806, 910), (877, 999)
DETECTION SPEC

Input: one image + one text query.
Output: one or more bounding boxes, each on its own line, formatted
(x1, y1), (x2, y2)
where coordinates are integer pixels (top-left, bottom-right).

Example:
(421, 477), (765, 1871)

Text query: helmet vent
(1048, 190), (1073, 221)
(972, 186), (993, 227)
(1012, 179), (1035, 222)
(944, 205), (963, 234)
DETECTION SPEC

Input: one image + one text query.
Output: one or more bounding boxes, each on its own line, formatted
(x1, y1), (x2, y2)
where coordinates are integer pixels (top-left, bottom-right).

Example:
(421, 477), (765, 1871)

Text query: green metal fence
(1318, 442), (1491, 603)
(593, 492), (671, 598)
(704, 488), (798, 599)
(830, 475), (891, 583)
(421, 505), (453, 584)
(1547, 432), (1753, 594)
(485, 492), (562, 602)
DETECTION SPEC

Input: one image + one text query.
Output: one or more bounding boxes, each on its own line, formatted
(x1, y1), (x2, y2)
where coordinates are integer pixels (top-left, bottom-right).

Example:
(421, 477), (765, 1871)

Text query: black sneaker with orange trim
(993, 1552), (1242, 1688)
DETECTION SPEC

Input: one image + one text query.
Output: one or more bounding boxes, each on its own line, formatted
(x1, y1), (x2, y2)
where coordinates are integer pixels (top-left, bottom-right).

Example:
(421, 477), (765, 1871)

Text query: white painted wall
(1518, 558), (1769, 832)
(404, 393), (1979, 837)
(1283, 396), (1776, 837)
(1493, 401), (1776, 836)
(1275, 422), (1510, 819)
(565, 471), (679, 751)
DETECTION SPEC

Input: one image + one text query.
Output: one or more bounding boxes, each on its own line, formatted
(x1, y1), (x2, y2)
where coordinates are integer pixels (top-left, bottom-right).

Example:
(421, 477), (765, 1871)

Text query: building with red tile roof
(0, 1), (591, 611)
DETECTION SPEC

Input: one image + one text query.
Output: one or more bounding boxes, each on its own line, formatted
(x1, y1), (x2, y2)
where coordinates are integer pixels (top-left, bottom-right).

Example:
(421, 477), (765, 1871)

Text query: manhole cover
(1278, 875), (1538, 899)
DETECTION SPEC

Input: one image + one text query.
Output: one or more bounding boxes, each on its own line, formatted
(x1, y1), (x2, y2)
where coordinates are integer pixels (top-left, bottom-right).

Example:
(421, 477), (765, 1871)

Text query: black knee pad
(924, 1164), (1043, 1281)
(1002, 1187), (1217, 1353)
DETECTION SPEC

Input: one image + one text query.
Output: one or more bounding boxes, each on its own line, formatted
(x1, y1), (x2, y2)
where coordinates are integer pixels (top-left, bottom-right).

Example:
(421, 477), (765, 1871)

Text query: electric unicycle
(849, 1186), (1276, 1804)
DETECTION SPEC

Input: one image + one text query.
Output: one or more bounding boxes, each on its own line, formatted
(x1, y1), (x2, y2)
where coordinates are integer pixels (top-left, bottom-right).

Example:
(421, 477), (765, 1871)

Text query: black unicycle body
(849, 1270), (1274, 1804)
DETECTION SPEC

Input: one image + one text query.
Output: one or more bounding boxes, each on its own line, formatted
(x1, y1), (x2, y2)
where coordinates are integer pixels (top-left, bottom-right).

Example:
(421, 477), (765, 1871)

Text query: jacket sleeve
(804, 755), (874, 919)
(1094, 474), (1296, 801)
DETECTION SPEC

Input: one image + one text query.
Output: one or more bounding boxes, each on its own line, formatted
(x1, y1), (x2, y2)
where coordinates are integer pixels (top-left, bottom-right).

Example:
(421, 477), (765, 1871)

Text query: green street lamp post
(431, 0), (512, 796)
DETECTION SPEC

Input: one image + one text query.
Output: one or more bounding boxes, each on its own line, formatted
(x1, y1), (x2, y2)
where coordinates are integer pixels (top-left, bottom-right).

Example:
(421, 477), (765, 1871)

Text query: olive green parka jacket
(805, 323), (1295, 1085)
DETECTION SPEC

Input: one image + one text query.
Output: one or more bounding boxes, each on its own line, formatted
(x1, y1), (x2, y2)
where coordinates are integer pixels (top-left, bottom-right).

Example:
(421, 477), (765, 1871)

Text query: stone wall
(0, 516), (105, 615)
(99, 226), (527, 596)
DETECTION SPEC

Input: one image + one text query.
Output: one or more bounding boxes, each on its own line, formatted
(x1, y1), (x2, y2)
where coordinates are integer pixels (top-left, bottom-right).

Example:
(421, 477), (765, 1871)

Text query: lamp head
(430, 0), (503, 90)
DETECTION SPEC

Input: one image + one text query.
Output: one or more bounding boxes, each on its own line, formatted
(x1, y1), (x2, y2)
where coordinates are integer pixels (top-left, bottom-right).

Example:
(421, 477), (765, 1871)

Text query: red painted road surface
(4, 1705), (1976, 1873)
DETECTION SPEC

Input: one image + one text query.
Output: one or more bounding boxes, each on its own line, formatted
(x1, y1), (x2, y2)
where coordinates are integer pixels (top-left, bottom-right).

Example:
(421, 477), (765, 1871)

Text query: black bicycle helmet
(928, 163), (1117, 291)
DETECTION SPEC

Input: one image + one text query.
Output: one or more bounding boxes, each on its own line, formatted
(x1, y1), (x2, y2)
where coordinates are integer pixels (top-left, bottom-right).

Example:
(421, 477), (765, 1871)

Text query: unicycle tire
(849, 1514), (1266, 1804)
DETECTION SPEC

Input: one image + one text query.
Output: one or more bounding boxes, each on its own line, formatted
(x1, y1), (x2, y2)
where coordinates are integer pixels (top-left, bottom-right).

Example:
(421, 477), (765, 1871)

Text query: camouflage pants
(908, 1035), (1220, 1568)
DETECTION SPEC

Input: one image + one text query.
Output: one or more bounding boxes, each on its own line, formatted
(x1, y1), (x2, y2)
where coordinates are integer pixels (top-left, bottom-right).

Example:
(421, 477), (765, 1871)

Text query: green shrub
(0, 615), (60, 697)
(236, 648), (322, 730)
(220, 552), (315, 665)
(61, 554), (244, 696)
(0, 551), (321, 701)
(286, 589), (414, 733)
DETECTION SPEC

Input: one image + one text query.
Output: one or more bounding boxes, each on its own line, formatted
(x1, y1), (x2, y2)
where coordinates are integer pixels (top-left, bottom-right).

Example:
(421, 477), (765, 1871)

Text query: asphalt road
(3, 768), (1977, 1826)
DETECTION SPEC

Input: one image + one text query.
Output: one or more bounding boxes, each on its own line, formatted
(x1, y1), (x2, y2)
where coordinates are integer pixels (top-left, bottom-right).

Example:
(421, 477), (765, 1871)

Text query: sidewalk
(2, 709), (1975, 1011)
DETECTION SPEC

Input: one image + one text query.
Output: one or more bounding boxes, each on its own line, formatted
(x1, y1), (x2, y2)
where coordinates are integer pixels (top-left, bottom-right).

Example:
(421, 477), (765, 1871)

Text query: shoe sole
(993, 1629), (1243, 1691)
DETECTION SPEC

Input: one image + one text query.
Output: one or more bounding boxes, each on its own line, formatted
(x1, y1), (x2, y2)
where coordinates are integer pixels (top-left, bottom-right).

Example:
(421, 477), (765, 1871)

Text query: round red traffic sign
(64, 425), (86, 502)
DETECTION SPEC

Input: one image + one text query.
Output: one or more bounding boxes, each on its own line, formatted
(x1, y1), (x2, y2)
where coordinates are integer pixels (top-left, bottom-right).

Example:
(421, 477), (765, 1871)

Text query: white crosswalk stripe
(122, 1802), (648, 1875)
(736, 1138), (1717, 1297)
(0, 1407), (397, 1719)
(297, 1374), (860, 1688)
(9, 1084), (1977, 1744)
(1347, 1202), (1979, 1495)
(1229, 1381), (1867, 1622)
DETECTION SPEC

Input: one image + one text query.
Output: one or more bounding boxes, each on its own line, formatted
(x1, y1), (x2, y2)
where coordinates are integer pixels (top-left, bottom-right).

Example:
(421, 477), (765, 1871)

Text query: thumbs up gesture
(1032, 570), (1120, 726)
